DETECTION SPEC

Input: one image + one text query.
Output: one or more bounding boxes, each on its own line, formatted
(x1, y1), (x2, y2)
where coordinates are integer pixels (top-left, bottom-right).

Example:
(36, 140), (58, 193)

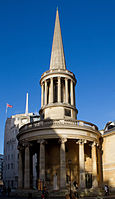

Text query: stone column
(73, 84), (76, 106)
(78, 139), (86, 189)
(33, 153), (37, 189)
(41, 83), (44, 107)
(24, 143), (30, 189)
(92, 142), (98, 188)
(49, 77), (53, 103)
(58, 77), (61, 102)
(39, 140), (45, 181)
(60, 138), (67, 189)
(45, 80), (47, 105)
(65, 78), (68, 103)
(97, 146), (102, 187)
(18, 146), (23, 189)
(71, 80), (74, 105)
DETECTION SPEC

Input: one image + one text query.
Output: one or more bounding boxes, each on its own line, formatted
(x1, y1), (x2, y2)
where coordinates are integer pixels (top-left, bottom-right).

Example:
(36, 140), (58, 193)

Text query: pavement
(0, 195), (27, 199)
(0, 194), (115, 199)
(0, 196), (26, 199)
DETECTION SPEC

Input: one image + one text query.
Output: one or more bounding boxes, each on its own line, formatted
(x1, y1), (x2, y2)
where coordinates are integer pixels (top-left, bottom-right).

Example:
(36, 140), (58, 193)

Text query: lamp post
(68, 160), (72, 199)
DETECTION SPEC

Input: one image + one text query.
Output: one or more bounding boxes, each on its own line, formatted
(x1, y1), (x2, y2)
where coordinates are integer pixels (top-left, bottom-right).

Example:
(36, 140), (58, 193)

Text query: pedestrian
(107, 185), (109, 195)
(41, 186), (49, 199)
(104, 184), (109, 196)
(73, 181), (79, 198)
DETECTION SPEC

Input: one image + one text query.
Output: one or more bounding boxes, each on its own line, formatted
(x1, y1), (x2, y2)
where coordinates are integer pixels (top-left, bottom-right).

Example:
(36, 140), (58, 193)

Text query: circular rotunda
(17, 9), (102, 193)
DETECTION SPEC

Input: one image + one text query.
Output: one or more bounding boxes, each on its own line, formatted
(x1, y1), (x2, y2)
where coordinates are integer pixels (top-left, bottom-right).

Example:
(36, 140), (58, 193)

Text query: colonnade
(18, 139), (101, 190)
(41, 77), (75, 107)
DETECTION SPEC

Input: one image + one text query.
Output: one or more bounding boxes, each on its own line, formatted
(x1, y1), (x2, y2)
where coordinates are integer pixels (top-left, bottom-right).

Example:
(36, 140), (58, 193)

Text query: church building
(17, 9), (115, 195)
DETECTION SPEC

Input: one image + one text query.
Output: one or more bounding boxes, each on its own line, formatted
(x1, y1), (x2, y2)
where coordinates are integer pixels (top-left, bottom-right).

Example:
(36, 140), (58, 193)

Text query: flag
(6, 103), (13, 114)
(7, 103), (13, 108)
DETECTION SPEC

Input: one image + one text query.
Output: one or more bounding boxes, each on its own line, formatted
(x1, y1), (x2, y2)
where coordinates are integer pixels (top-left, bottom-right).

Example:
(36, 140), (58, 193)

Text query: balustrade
(19, 119), (98, 133)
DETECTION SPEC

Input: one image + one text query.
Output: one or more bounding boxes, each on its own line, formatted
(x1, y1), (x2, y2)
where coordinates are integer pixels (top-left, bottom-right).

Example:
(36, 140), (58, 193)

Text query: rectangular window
(65, 109), (71, 117)
(11, 154), (13, 160)
(8, 155), (10, 160)
(85, 173), (92, 188)
(11, 180), (13, 188)
(11, 163), (13, 169)
(8, 164), (10, 169)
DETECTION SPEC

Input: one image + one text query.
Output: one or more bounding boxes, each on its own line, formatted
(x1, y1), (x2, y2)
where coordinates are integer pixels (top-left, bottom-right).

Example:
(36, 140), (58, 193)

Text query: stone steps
(9, 189), (115, 199)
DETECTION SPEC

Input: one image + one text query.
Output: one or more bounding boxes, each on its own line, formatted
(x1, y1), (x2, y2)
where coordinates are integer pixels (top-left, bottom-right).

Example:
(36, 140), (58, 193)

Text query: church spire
(50, 9), (66, 70)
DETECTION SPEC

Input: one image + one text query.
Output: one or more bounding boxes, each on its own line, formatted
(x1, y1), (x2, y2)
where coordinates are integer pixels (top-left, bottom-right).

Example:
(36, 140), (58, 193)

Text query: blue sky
(0, 0), (115, 154)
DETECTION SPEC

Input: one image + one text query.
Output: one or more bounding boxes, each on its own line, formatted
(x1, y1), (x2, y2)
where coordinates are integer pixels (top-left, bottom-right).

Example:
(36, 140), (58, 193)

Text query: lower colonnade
(17, 136), (102, 191)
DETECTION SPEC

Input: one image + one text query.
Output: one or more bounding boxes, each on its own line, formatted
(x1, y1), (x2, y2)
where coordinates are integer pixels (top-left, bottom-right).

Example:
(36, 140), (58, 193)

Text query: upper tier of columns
(41, 77), (75, 107)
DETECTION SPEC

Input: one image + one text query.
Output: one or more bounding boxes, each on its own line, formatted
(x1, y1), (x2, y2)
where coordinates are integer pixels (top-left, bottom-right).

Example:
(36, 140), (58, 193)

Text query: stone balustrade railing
(19, 119), (98, 133)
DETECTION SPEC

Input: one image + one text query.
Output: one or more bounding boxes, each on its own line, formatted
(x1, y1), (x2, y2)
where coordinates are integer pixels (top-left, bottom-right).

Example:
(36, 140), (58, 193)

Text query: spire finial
(50, 9), (66, 70)
(25, 92), (28, 115)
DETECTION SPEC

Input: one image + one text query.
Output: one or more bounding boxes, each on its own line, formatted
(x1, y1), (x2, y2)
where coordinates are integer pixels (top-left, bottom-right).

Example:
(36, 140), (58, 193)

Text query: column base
(79, 172), (85, 189)
(92, 177), (98, 188)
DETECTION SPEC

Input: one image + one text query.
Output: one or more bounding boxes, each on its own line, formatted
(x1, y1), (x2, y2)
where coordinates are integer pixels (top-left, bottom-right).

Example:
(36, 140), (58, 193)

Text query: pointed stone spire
(50, 9), (66, 70)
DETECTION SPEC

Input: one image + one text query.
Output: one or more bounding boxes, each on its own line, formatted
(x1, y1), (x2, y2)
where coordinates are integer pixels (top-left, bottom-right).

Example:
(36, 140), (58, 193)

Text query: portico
(17, 118), (101, 190)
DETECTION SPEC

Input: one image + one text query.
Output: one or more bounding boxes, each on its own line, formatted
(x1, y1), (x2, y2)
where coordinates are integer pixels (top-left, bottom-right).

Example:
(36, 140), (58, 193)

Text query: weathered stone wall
(45, 139), (95, 188)
(85, 144), (92, 173)
(45, 140), (60, 188)
(65, 140), (79, 183)
(103, 130), (115, 187)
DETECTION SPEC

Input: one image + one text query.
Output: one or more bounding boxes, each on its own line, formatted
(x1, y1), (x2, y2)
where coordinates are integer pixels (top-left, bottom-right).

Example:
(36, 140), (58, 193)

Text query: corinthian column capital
(23, 142), (32, 148)
(77, 139), (87, 145)
(91, 141), (98, 147)
(59, 137), (67, 144)
(17, 144), (23, 151)
(37, 139), (47, 145)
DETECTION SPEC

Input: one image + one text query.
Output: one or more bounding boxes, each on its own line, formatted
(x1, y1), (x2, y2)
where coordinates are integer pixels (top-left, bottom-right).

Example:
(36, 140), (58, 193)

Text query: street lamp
(68, 160), (72, 199)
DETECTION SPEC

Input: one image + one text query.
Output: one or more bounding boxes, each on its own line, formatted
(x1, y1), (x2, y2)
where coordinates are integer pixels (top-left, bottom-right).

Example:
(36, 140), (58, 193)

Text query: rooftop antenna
(25, 92), (28, 114)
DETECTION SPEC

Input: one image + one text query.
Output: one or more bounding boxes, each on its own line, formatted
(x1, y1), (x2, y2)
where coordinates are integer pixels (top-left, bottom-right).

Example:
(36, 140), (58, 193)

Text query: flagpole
(6, 103), (8, 119)
(6, 103), (7, 114)
(6, 103), (13, 119)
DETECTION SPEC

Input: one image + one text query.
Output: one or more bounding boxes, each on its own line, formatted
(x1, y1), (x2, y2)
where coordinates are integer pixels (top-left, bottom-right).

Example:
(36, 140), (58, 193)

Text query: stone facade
(17, 9), (104, 193)
(0, 154), (3, 187)
(102, 122), (115, 190)
(3, 113), (35, 189)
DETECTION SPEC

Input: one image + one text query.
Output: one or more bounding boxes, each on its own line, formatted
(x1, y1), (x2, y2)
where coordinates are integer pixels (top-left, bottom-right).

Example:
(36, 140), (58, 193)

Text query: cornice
(103, 129), (115, 138)
(40, 69), (77, 85)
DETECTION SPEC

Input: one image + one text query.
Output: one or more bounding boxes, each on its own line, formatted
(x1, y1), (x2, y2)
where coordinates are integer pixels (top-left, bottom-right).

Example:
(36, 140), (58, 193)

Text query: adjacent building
(103, 121), (115, 189)
(0, 154), (3, 188)
(3, 113), (40, 189)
